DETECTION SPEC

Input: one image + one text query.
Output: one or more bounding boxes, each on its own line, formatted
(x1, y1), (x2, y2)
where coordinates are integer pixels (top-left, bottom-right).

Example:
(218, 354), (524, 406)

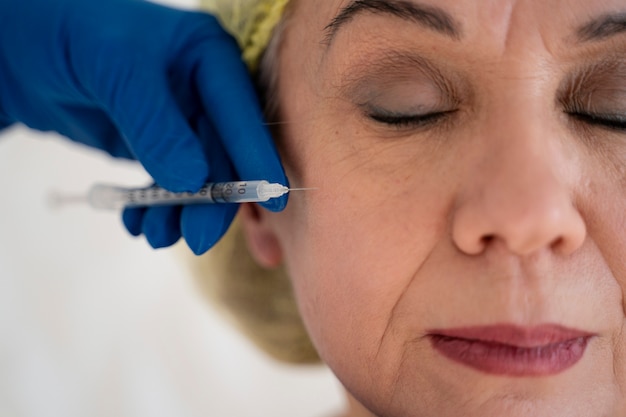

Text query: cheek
(285, 198), (408, 383)
(275, 153), (450, 386)
(578, 150), (626, 308)
(578, 160), (626, 365)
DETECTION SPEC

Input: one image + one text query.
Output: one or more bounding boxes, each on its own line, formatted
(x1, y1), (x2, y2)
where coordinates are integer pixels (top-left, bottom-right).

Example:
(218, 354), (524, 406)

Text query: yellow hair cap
(200, 0), (290, 72)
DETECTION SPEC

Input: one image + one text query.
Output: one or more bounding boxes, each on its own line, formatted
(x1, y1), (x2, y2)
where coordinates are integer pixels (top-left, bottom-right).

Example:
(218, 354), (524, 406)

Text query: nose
(451, 111), (586, 257)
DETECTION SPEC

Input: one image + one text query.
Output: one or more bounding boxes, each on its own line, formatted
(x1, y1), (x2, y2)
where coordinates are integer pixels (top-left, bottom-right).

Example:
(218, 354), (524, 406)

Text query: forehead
(289, 0), (626, 47)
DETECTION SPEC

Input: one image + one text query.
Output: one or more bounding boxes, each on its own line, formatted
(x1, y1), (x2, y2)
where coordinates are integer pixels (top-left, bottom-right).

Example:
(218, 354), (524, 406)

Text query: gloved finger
(122, 207), (146, 237)
(142, 205), (182, 249)
(57, 104), (135, 159)
(181, 204), (239, 255)
(97, 71), (209, 193)
(181, 116), (238, 254)
(194, 39), (288, 212)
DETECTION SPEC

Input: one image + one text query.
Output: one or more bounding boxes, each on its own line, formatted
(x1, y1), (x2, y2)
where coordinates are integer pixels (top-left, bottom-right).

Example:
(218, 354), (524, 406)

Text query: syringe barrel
(210, 181), (272, 203)
(88, 181), (273, 209)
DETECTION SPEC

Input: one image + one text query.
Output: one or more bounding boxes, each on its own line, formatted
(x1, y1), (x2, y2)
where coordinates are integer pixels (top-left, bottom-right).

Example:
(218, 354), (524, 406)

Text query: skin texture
(241, 0), (626, 415)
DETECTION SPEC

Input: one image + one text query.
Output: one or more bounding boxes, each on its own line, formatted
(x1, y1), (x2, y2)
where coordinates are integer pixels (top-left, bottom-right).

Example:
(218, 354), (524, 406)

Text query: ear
(239, 203), (283, 268)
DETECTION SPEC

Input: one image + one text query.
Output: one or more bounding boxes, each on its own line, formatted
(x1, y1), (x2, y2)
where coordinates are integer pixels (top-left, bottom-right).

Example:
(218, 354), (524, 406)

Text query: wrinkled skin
(242, 0), (626, 416)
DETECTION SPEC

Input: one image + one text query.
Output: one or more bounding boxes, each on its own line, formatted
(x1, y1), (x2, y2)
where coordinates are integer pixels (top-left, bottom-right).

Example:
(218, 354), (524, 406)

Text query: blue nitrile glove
(0, 0), (287, 254)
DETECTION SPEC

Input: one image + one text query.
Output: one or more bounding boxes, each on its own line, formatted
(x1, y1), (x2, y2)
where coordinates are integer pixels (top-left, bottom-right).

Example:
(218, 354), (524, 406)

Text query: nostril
(550, 235), (583, 256)
(550, 236), (564, 250)
(459, 234), (495, 256)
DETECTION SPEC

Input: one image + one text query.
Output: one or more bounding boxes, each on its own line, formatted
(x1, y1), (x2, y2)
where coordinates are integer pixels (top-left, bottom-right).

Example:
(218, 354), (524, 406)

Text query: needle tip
(288, 187), (318, 192)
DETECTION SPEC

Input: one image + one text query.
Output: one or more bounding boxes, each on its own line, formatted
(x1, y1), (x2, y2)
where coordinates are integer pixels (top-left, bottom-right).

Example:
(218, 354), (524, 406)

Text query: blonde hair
(200, 0), (291, 72)
(188, 0), (319, 364)
(185, 219), (319, 363)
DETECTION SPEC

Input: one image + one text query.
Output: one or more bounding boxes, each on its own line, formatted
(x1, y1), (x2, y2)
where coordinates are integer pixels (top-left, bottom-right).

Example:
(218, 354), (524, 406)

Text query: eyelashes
(367, 109), (456, 129)
(568, 111), (626, 131)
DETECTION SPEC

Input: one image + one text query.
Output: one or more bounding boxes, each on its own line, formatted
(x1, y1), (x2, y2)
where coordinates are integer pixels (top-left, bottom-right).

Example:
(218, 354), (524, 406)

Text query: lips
(428, 324), (594, 376)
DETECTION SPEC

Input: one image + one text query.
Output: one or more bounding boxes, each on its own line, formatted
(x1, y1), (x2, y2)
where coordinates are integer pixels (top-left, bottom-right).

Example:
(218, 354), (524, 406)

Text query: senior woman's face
(243, 0), (626, 415)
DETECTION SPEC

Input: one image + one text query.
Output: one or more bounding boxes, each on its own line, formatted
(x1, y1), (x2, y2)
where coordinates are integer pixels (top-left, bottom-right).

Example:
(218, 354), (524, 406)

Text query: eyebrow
(323, 0), (461, 46)
(577, 12), (626, 42)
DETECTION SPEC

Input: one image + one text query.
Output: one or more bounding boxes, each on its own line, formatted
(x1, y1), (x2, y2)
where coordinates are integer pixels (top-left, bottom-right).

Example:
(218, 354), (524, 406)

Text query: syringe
(83, 180), (299, 210)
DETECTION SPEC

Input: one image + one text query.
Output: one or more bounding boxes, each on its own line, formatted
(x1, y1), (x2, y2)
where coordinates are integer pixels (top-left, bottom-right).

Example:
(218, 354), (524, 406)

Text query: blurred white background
(0, 0), (345, 416)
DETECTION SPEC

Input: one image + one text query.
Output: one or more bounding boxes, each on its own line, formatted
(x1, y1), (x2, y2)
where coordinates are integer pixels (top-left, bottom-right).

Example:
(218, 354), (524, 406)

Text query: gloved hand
(0, 0), (286, 254)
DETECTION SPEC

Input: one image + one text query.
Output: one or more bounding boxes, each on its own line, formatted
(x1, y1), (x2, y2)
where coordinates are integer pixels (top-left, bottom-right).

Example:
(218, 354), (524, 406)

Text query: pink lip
(428, 324), (594, 376)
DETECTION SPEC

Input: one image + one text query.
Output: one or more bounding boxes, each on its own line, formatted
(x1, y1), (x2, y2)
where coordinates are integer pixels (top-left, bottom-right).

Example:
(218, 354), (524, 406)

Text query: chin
(362, 395), (616, 417)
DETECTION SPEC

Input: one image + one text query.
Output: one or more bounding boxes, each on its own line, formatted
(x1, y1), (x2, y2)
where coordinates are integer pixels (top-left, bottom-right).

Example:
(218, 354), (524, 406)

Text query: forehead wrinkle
(477, 0), (563, 63)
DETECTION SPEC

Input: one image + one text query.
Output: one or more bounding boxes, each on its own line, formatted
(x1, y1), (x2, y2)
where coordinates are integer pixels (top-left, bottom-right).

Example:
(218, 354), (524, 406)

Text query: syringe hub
(257, 182), (290, 200)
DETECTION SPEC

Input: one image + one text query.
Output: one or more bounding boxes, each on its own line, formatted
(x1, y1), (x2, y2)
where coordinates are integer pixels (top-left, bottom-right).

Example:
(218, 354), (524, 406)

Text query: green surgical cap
(200, 0), (291, 72)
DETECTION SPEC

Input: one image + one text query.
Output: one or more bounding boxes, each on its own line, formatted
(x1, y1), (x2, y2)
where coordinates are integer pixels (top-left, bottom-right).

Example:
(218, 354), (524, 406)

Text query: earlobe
(239, 203), (283, 268)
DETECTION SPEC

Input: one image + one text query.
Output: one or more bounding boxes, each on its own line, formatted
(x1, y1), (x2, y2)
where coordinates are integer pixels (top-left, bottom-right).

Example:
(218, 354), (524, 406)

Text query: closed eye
(568, 111), (626, 131)
(368, 109), (457, 129)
